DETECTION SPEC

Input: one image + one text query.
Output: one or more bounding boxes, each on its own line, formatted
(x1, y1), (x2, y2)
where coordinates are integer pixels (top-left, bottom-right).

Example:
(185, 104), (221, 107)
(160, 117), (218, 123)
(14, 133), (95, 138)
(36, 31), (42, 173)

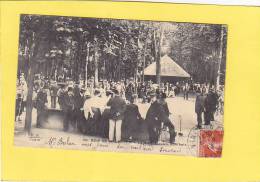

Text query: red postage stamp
(199, 130), (224, 157)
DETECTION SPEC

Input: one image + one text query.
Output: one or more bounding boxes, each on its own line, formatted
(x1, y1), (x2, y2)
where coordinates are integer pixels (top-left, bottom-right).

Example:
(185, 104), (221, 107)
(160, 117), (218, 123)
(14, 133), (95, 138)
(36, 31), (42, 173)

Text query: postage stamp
(199, 130), (224, 157)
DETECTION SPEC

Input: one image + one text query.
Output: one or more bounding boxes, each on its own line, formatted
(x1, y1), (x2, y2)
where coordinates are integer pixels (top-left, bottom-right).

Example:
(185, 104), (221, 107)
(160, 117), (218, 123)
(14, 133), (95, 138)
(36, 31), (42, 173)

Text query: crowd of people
(195, 86), (223, 129)
(15, 73), (224, 144)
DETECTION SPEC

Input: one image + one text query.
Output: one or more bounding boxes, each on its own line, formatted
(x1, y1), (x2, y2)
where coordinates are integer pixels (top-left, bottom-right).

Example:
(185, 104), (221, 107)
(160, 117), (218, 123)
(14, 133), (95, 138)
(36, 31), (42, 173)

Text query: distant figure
(57, 84), (67, 110)
(107, 89), (126, 142)
(19, 77), (28, 115)
(125, 78), (135, 102)
(49, 81), (58, 109)
(15, 92), (22, 121)
(195, 87), (206, 129)
(165, 82), (169, 96)
(123, 94), (142, 141)
(183, 83), (189, 100)
(139, 87), (147, 103)
(168, 86), (175, 98)
(15, 80), (23, 121)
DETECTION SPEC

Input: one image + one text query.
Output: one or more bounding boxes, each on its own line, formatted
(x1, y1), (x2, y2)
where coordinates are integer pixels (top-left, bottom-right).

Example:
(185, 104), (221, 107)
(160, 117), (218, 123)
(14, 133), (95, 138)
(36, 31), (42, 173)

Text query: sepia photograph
(14, 14), (227, 157)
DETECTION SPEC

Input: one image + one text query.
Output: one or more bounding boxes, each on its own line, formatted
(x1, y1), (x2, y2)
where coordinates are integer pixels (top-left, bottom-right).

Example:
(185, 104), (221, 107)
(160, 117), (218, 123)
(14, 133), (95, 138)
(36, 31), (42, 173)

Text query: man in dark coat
(158, 92), (176, 144)
(195, 87), (206, 129)
(204, 88), (218, 125)
(57, 84), (67, 110)
(145, 92), (174, 144)
(99, 108), (110, 138)
(73, 84), (84, 131)
(125, 78), (135, 102)
(35, 82), (48, 128)
(63, 87), (75, 131)
(123, 94), (142, 141)
(107, 89), (126, 142)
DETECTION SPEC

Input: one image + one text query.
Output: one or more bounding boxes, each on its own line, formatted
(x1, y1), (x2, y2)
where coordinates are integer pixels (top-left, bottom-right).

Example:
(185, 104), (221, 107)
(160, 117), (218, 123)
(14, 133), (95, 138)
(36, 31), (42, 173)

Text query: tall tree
(19, 15), (55, 133)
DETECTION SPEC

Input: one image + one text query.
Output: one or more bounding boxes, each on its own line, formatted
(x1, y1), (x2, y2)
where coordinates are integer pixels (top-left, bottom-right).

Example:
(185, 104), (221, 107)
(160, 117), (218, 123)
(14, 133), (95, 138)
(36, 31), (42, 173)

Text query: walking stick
(178, 115), (183, 136)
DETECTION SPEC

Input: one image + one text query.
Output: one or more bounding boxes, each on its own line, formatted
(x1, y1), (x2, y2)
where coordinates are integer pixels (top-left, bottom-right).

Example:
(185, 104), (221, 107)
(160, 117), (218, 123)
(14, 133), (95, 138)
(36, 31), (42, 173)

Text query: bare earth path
(14, 96), (223, 156)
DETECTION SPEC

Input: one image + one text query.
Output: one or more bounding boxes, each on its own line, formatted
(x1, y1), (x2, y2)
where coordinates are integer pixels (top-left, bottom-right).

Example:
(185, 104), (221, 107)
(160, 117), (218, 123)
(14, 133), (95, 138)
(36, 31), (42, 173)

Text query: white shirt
(83, 96), (109, 120)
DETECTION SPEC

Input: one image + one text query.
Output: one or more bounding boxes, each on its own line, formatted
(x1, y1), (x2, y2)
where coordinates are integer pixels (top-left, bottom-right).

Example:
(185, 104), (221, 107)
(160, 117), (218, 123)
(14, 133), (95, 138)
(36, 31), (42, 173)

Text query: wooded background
(17, 14), (227, 132)
(18, 14), (227, 86)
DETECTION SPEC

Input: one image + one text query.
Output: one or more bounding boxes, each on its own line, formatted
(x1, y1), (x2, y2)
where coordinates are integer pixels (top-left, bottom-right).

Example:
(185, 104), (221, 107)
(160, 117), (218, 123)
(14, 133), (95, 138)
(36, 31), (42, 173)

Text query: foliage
(18, 15), (227, 84)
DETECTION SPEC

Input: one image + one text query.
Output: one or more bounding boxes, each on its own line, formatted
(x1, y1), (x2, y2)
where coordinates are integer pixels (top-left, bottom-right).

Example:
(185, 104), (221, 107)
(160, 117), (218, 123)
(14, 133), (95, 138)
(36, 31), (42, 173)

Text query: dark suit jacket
(195, 94), (206, 113)
(35, 89), (47, 110)
(107, 96), (126, 120)
(145, 101), (168, 127)
(124, 104), (141, 126)
(205, 92), (218, 112)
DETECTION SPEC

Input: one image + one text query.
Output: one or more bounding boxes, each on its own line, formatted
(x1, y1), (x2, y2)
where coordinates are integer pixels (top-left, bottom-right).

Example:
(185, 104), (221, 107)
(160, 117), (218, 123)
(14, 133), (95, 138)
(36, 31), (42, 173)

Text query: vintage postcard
(2, 1), (260, 182)
(14, 14), (226, 157)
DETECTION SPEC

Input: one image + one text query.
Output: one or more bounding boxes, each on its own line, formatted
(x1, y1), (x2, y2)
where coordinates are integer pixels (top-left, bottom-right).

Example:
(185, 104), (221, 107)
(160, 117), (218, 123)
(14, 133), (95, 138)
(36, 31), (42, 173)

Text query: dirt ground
(14, 96), (223, 156)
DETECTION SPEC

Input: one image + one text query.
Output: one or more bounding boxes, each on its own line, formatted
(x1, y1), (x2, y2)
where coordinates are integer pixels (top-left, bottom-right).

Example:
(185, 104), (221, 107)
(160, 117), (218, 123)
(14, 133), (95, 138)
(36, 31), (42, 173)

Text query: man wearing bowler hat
(158, 92), (176, 144)
(145, 91), (162, 144)
(145, 91), (175, 144)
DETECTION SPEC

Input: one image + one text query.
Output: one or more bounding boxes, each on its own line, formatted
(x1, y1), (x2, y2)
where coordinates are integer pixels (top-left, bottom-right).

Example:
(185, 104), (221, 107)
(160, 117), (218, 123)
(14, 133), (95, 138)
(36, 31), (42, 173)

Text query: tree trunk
(85, 42), (90, 87)
(154, 30), (161, 86)
(50, 59), (54, 80)
(216, 25), (224, 89)
(118, 46), (122, 81)
(54, 66), (58, 81)
(24, 32), (40, 133)
(93, 36), (99, 87)
(94, 48), (99, 87)
(24, 62), (37, 133)
(24, 40), (30, 81)
(142, 40), (147, 83)
(158, 27), (164, 86)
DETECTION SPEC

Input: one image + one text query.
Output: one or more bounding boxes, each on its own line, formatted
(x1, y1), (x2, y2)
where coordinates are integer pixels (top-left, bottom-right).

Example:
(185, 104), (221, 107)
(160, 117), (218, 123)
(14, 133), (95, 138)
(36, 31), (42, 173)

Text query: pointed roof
(144, 55), (190, 78)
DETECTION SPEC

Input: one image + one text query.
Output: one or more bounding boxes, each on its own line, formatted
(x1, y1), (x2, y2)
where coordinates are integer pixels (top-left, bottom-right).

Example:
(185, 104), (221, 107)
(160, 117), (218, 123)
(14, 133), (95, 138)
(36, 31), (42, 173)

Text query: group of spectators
(15, 73), (224, 144)
(195, 85), (224, 129)
(16, 75), (177, 144)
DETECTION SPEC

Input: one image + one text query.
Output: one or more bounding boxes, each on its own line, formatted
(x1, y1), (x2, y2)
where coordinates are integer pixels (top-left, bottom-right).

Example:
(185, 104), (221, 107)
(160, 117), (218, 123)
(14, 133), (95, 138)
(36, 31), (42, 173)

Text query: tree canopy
(18, 14), (227, 85)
